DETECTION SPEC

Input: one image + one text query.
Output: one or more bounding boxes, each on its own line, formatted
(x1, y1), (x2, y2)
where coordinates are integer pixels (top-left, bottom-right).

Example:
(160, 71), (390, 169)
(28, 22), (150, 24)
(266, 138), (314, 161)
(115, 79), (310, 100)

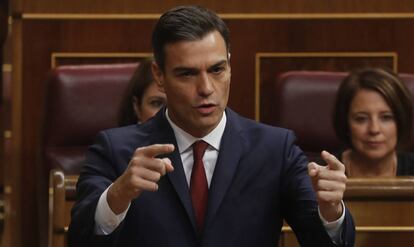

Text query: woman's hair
(333, 68), (413, 149)
(118, 59), (154, 126)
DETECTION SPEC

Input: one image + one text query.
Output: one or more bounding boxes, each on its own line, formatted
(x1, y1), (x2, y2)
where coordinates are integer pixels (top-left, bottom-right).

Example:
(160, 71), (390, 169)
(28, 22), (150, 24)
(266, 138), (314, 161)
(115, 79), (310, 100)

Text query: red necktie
(190, 140), (209, 233)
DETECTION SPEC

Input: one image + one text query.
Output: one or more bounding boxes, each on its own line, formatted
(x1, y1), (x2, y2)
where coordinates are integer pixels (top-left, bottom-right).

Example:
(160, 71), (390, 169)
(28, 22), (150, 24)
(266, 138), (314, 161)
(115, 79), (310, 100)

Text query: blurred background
(2, 1), (414, 247)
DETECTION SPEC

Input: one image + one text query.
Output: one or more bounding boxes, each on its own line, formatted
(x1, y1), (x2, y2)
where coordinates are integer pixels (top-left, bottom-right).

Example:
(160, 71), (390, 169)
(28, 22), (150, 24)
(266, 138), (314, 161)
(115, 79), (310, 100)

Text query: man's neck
(165, 109), (225, 138)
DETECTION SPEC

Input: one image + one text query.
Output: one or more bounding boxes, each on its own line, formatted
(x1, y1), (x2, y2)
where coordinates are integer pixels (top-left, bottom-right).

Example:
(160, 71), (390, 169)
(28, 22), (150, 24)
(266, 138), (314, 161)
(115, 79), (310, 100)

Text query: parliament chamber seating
(43, 63), (138, 175)
(44, 63), (138, 247)
(274, 71), (414, 161)
(273, 71), (346, 161)
(274, 71), (414, 247)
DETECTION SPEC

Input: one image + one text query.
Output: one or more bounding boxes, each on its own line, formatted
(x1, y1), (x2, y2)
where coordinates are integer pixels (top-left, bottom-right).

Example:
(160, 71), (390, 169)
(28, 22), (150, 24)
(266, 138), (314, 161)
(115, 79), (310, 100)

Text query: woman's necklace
(344, 151), (397, 177)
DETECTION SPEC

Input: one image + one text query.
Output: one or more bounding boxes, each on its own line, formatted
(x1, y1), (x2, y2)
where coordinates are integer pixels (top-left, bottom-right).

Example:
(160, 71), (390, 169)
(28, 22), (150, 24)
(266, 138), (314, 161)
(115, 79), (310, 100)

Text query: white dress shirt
(94, 109), (344, 242)
(166, 109), (226, 187)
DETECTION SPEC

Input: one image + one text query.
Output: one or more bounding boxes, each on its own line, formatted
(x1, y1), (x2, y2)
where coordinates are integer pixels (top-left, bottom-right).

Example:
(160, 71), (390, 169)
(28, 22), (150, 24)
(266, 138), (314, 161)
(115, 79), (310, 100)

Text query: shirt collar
(165, 109), (227, 154)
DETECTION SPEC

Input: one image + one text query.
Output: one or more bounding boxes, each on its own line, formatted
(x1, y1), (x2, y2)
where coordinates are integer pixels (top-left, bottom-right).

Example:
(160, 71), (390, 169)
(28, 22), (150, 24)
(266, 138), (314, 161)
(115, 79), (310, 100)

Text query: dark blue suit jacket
(68, 108), (355, 247)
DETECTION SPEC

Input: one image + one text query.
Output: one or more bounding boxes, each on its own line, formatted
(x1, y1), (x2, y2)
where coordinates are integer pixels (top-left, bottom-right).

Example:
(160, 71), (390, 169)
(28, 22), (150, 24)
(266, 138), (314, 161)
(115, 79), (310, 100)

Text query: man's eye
(211, 66), (224, 74)
(179, 71), (194, 77)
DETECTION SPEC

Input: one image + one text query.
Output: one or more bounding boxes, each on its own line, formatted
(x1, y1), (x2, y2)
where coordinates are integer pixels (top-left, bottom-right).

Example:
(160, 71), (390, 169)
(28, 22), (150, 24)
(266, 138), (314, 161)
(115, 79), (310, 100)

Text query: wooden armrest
(345, 177), (414, 200)
(49, 170), (79, 247)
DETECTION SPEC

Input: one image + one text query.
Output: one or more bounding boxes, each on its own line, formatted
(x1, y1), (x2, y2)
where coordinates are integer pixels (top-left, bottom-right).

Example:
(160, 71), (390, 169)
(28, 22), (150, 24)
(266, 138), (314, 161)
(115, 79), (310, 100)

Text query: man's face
(153, 31), (231, 137)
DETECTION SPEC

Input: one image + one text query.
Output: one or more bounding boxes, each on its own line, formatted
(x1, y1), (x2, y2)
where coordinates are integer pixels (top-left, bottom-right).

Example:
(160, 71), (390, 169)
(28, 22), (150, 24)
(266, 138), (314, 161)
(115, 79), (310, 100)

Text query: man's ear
(151, 61), (165, 92)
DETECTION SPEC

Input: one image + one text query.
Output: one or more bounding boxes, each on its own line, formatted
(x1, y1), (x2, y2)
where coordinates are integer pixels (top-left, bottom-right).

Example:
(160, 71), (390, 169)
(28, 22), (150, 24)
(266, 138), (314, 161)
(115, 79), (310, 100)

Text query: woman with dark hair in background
(333, 68), (414, 177)
(118, 59), (167, 126)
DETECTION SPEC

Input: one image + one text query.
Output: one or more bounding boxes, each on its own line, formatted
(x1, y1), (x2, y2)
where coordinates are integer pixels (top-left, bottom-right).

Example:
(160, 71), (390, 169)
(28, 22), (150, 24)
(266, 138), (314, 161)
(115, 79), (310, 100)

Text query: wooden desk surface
(282, 177), (414, 247)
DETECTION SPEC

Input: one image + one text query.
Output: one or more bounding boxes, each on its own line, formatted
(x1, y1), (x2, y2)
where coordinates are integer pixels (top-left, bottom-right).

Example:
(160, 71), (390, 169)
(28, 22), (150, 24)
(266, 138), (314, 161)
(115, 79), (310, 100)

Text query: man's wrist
(95, 185), (131, 235)
(319, 201), (343, 222)
(318, 201), (345, 224)
(107, 182), (132, 215)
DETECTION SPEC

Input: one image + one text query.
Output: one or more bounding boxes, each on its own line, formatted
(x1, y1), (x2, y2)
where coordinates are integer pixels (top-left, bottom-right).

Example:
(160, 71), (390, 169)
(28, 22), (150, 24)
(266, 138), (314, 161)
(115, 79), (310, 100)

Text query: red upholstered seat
(43, 63), (138, 174)
(44, 63), (138, 247)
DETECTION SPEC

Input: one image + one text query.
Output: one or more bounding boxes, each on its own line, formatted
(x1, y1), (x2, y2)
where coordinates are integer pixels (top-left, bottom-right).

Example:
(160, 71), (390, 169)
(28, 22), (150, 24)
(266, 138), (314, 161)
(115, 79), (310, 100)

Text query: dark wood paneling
(7, 17), (23, 247)
(53, 56), (147, 67)
(1, 1), (9, 203)
(12, 17), (414, 247)
(20, 20), (156, 247)
(17, 0), (414, 14)
(0, 0), (8, 38)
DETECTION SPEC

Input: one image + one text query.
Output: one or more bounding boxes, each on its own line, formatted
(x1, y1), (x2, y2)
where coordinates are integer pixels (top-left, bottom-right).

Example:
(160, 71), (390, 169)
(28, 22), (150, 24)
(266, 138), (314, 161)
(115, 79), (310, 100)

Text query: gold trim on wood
(2, 64), (12, 72)
(255, 52), (398, 121)
(356, 227), (414, 232)
(22, 13), (160, 20)
(20, 13), (414, 20)
(223, 13), (414, 19)
(4, 186), (12, 194)
(51, 52), (153, 68)
(4, 130), (12, 139)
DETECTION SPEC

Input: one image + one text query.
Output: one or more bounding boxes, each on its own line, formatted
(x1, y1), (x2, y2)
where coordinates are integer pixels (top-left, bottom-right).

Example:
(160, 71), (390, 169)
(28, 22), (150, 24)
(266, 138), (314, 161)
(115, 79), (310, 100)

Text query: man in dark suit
(68, 5), (355, 247)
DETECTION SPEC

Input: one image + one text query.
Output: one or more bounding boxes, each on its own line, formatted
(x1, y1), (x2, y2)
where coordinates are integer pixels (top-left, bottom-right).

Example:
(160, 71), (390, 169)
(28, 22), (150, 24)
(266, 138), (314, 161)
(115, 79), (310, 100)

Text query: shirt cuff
(94, 184), (130, 235)
(318, 200), (345, 243)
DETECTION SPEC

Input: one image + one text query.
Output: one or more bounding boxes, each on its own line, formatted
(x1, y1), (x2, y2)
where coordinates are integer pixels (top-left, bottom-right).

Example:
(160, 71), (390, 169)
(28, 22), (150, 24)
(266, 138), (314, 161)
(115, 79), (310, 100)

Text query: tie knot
(193, 140), (209, 161)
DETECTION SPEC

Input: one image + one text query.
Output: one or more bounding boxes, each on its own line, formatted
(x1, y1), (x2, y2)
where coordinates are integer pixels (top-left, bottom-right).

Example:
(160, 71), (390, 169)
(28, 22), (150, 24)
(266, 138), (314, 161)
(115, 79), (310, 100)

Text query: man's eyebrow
(209, 60), (227, 69)
(172, 60), (228, 74)
(172, 67), (197, 74)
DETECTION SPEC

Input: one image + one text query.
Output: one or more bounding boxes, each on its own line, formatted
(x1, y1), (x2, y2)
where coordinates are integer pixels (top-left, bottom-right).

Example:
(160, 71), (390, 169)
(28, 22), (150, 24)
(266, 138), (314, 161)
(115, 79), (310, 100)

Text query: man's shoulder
(103, 123), (142, 136)
(97, 123), (154, 146)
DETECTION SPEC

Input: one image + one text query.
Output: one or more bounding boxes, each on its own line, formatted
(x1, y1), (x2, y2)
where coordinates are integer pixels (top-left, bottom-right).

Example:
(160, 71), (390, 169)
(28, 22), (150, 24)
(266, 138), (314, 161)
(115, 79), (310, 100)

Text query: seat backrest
(274, 71), (346, 161)
(274, 71), (414, 161)
(43, 63), (138, 174)
(44, 63), (138, 247)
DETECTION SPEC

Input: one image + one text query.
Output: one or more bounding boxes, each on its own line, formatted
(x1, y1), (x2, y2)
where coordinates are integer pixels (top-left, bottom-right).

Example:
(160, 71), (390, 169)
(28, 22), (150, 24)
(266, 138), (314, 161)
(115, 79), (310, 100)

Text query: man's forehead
(170, 57), (228, 69)
(163, 33), (228, 70)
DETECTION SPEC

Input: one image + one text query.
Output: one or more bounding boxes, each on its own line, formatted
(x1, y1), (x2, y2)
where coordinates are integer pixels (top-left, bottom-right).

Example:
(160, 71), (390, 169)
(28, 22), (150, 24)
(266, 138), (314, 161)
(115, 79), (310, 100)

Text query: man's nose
(197, 73), (214, 96)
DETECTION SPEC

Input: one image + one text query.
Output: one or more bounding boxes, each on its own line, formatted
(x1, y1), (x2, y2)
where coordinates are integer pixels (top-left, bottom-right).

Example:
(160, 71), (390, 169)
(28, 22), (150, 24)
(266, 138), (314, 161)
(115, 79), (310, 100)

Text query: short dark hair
(151, 5), (230, 70)
(118, 59), (154, 126)
(333, 68), (413, 149)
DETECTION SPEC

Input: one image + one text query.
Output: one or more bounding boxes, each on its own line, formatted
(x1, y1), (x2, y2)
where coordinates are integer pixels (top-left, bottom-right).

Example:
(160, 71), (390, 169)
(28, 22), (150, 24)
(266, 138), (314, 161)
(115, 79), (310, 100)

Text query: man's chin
(191, 118), (220, 134)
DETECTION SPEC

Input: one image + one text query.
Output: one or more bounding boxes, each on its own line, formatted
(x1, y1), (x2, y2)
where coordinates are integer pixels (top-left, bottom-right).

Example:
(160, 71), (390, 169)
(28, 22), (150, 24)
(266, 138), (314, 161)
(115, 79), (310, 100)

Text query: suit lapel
(204, 109), (246, 229)
(149, 110), (198, 231)
(166, 150), (198, 231)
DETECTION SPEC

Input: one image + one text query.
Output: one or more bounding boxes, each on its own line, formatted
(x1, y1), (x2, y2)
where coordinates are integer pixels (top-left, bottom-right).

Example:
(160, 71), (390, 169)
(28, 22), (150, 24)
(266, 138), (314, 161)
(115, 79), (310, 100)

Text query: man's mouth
(196, 103), (217, 115)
